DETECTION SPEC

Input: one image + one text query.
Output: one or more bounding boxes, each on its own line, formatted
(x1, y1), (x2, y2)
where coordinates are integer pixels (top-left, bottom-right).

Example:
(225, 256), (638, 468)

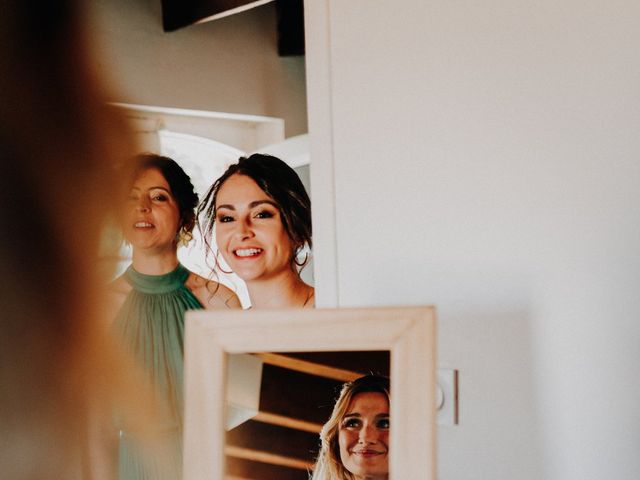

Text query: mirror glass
(225, 351), (390, 480)
(106, 104), (313, 307)
(183, 306), (436, 480)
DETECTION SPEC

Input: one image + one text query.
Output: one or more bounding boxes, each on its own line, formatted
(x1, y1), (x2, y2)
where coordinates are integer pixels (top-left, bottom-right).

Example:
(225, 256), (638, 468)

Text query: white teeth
(134, 222), (153, 228)
(235, 248), (262, 257)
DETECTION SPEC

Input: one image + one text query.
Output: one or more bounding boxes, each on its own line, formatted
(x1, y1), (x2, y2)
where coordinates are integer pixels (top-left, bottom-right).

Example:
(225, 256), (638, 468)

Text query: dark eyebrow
(216, 204), (235, 211)
(249, 200), (279, 209)
(217, 200), (279, 211)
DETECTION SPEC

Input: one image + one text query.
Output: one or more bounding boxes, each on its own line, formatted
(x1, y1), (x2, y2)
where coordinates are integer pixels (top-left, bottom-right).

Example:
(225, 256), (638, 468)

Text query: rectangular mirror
(225, 350), (390, 479)
(183, 306), (437, 479)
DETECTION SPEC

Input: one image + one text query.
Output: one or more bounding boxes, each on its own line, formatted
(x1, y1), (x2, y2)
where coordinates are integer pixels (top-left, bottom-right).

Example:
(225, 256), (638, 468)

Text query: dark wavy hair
(197, 153), (312, 265)
(128, 154), (199, 234)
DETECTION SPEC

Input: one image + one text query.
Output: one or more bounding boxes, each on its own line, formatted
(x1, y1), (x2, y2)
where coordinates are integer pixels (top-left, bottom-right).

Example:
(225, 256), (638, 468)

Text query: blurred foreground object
(0, 1), (155, 479)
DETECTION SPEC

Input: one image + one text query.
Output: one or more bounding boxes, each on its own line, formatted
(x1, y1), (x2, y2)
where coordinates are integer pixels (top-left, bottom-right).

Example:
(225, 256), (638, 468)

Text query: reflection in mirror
(183, 306), (437, 480)
(108, 104), (314, 307)
(225, 351), (390, 480)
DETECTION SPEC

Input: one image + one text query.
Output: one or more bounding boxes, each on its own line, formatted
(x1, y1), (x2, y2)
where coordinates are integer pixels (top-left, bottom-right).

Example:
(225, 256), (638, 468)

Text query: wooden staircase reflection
(224, 351), (390, 480)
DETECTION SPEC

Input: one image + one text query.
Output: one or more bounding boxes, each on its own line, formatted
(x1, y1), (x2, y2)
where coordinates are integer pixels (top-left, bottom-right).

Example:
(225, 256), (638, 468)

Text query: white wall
(306, 1), (640, 479)
(87, 0), (307, 137)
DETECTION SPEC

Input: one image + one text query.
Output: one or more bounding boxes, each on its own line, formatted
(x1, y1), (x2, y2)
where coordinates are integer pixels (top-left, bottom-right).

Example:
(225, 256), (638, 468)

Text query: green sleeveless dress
(114, 264), (203, 480)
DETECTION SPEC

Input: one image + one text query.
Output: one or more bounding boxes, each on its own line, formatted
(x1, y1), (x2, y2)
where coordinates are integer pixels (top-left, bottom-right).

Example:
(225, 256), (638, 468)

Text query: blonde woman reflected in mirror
(198, 154), (314, 309)
(311, 375), (390, 480)
(109, 154), (241, 479)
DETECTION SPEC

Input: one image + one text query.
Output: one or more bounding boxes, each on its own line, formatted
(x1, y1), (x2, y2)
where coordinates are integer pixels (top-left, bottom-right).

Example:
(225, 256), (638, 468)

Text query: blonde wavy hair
(310, 375), (390, 480)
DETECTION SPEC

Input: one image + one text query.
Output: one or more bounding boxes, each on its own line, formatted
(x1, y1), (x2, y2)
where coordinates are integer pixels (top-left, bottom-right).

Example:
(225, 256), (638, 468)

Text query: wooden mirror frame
(183, 306), (437, 479)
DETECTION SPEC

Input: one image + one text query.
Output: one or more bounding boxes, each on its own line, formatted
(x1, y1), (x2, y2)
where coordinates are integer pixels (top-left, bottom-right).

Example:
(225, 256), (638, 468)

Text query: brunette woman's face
(214, 174), (294, 283)
(338, 392), (390, 480)
(123, 168), (181, 252)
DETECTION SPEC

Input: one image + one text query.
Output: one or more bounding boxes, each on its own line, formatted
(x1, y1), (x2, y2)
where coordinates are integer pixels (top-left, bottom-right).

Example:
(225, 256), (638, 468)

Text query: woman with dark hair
(311, 375), (390, 480)
(109, 153), (241, 479)
(198, 153), (314, 309)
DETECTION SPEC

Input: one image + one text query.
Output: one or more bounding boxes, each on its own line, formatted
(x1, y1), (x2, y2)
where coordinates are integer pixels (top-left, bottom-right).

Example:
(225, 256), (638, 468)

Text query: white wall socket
(437, 368), (459, 426)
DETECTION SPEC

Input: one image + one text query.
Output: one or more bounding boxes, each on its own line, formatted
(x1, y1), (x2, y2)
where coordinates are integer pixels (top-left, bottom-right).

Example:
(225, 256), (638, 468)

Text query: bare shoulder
(105, 275), (131, 322)
(186, 272), (242, 310)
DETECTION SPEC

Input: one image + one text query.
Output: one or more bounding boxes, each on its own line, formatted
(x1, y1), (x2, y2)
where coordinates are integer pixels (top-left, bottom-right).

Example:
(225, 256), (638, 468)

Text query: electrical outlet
(437, 368), (458, 426)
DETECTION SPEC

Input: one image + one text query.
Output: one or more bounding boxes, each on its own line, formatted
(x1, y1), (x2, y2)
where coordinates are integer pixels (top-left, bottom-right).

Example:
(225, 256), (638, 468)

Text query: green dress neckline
(115, 262), (203, 479)
(125, 263), (190, 294)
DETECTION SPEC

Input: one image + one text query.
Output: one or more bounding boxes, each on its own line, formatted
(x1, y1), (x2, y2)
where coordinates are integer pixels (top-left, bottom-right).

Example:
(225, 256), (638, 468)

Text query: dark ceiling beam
(255, 352), (360, 381)
(253, 411), (321, 433)
(227, 419), (319, 461)
(282, 351), (391, 376)
(226, 456), (309, 480)
(259, 364), (342, 424)
(161, 0), (274, 32)
(225, 446), (313, 470)
(275, 0), (304, 56)
(159, 0), (305, 56)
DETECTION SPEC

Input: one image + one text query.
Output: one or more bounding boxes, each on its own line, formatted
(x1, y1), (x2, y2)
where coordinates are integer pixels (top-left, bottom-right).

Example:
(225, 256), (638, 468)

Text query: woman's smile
(133, 221), (154, 229)
(234, 247), (264, 258)
(215, 173), (295, 283)
(351, 448), (385, 456)
(338, 392), (390, 479)
(124, 168), (181, 252)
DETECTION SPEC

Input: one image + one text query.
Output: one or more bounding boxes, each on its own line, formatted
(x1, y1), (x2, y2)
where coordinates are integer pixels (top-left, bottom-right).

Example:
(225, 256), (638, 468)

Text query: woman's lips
(351, 449), (385, 456)
(234, 248), (263, 258)
(134, 221), (154, 228)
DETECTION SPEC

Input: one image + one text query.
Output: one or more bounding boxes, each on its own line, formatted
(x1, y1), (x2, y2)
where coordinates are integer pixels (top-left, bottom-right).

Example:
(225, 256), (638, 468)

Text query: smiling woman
(109, 154), (241, 479)
(198, 154), (313, 309)
(312, 375), (391, 480)
(123, 168), (182, 254)
(339, 390), (390, 479)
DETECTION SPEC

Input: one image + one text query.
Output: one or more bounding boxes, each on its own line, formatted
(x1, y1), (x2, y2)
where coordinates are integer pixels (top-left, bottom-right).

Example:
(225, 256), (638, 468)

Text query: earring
(176, 227), (193, 247)
(294, 250), (309, 267)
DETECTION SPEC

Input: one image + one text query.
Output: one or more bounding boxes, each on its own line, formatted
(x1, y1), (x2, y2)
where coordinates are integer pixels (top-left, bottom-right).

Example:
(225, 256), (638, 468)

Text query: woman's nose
(358, 424), (378, 444)
(135, 197), (150, 212)
(235, 218), (255, 239)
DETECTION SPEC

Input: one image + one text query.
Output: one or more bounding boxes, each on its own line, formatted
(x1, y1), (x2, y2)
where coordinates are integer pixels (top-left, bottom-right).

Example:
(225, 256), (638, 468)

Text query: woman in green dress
(109, 154), (241, 479)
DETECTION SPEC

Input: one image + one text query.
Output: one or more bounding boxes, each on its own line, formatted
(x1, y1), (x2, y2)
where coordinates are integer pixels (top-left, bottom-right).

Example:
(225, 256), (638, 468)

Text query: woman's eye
(342, 418), (361, 429)
(218, 215), (234, 223)
(377, 418), (390, 429)
(254, 210), (274, 219)
(152, 194), (168, 202)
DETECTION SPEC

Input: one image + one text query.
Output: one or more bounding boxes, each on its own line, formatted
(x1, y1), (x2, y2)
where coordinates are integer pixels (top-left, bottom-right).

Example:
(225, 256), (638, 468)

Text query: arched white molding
(112, 102), (285, 152)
